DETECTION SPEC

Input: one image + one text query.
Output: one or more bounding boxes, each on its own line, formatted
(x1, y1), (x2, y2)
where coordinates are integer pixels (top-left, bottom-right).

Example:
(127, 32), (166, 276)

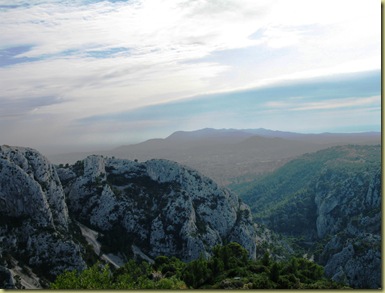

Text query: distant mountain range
(48, 128), (381, 185)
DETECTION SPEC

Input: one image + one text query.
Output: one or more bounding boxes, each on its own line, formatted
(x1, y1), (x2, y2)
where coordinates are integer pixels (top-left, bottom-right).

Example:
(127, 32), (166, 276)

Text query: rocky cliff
(0, 146), (86, 288)
(6, 143), (377, 288)
(58, 155), (256, 262)
(238, 145), (381, 289)
(315, 167), (381, 288)
(0, 146), (257, 288)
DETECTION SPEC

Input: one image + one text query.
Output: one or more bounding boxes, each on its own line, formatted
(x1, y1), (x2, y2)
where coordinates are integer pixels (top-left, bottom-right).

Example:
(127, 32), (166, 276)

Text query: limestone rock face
(239, 145), (381, 289)
(315, 168), (380, 239)
(60, 156), (256, 261)
(0, 146), (86, 285)
(0, 145), (69, 230)
(315, 168), (381, 289)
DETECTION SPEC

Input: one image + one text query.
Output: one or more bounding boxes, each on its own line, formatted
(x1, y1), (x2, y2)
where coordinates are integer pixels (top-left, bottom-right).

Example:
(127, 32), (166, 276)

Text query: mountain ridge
(48, 128), (380, 186)
(0, 145), (257, 288)
(115, 128), (380, 150)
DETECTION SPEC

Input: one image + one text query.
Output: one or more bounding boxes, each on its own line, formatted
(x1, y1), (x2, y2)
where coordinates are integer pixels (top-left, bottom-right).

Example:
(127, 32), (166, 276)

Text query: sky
(0, 0), (381, 154)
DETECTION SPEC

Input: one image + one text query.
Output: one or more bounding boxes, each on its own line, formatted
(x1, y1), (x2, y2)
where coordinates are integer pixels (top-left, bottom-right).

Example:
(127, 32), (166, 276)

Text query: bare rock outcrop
(315, 167), (381, 288)
(0, 146), (86, 287)
(60, 155), (256, 262)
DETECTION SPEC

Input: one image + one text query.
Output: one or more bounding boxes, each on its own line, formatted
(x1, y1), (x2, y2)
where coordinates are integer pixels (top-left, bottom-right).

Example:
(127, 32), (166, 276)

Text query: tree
(262, 251), (270, 267)
(182, 255), (211, 288)
(270, 262), (280, 283)
(50, 263), (112, 289)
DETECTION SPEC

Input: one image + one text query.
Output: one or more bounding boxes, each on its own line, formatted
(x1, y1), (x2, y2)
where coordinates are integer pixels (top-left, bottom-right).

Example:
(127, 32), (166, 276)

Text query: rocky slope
(0, 146), (86, 288)
(58, 155), (256, 262)
(315, 167), (381, 288)
(0, 145), (258, 288)
(237, 145), (381, 289)
(4, 143), (377, 288)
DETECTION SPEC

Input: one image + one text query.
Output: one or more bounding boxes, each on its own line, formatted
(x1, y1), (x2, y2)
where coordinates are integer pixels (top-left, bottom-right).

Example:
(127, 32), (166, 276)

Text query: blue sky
(0, 0), (381, 153)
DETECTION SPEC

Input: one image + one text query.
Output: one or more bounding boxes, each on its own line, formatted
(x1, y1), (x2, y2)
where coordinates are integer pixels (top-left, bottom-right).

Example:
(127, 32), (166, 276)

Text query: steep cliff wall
(315, 167), (381, 288)
(238, 145), (381, 289)
(0, 146), (86, 287)
(59, 155), (256, 262)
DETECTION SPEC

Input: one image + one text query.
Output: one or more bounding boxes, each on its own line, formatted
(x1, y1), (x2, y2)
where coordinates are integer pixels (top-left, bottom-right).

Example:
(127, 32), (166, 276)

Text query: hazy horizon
(0, 1), (380, 154)
(29, 126), (382, 156)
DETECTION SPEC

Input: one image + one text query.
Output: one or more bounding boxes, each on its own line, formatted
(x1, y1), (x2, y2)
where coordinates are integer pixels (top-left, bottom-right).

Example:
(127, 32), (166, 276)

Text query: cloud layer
(78, 69), (381, 136)
(0, 0), (381, 152)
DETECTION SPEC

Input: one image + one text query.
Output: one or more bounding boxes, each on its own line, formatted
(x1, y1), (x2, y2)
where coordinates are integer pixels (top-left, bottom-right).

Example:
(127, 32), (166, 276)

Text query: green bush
(50, 243), (348, 289)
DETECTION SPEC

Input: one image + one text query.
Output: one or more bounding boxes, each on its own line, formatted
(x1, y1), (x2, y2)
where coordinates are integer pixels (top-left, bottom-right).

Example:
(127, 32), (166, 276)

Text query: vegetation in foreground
(50, 242), (348, 289)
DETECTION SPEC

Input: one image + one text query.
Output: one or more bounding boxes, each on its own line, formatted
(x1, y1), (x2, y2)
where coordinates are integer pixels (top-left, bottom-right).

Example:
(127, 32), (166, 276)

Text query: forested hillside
(234, 145), (381, 288)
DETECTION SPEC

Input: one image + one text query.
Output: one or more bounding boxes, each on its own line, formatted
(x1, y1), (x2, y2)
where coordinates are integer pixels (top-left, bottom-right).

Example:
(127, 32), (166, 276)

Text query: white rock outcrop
(60, 156), (256, 261)
(315, 167), (381, 289)
(0, 146), (86, 286)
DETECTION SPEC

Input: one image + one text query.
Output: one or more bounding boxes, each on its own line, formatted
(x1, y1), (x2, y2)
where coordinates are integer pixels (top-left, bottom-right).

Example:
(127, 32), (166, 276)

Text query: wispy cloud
(0, 95), (63, 118)
(292, 96), (380, 111)
(77, 70), (381, 134)
(265, 96), (380, 112)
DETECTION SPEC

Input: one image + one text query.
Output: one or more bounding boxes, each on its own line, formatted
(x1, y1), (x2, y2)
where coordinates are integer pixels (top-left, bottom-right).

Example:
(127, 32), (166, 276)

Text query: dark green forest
(232, 145), (379, 211)
(50, 242), (348, 289)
